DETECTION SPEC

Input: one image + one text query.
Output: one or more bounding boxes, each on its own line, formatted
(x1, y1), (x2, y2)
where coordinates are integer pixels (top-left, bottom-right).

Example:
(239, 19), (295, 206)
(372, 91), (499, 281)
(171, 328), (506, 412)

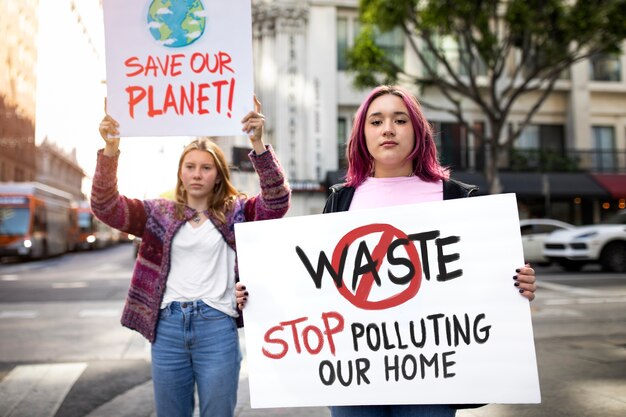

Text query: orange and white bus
(71, 201), (97, 251)
(71, 201), (121, 250)
(0, 182), (73, 259)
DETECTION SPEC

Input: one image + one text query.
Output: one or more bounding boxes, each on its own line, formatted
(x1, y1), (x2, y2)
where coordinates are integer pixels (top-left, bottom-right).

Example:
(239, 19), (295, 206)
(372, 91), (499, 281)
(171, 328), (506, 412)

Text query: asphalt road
(0, 244), (624, 417)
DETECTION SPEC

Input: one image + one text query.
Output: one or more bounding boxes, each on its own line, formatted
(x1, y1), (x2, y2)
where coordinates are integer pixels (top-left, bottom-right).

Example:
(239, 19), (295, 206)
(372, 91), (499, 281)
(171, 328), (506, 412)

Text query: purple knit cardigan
(90, 146), (290, 342)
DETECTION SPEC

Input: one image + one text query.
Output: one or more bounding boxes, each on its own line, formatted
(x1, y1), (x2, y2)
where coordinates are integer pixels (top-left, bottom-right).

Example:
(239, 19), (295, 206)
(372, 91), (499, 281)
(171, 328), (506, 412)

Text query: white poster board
(235, 194), (541, 408)
(102, 0), (253, 137)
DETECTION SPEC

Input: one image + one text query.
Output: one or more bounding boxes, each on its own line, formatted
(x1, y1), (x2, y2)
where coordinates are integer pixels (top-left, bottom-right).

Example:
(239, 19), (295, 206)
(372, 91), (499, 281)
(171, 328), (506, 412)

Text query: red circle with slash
(331, 223), (422, 310)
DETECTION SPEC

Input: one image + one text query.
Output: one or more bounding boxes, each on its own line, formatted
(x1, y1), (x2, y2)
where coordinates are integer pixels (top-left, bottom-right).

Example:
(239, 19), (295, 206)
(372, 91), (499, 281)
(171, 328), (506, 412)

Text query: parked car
(543, 210), (626, 272)
(519, 219), (575, 265)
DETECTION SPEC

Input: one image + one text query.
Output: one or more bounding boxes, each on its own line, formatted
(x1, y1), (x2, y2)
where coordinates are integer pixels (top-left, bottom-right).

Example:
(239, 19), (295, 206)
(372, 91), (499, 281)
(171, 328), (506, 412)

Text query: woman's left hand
(514, 263), (536, 301)
(241, 95), (266, 154)
(235, 282), (248, 310)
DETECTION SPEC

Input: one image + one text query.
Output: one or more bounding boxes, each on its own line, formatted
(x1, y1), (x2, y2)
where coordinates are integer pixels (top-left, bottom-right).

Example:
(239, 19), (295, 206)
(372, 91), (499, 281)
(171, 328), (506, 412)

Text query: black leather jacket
(323, 178), (479, 213)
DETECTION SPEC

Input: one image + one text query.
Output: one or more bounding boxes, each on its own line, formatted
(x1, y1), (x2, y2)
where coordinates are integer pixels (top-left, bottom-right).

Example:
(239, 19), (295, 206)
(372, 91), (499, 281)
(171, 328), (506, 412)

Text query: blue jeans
(330, 405), (456, 417)
(151, 301), (241, 417)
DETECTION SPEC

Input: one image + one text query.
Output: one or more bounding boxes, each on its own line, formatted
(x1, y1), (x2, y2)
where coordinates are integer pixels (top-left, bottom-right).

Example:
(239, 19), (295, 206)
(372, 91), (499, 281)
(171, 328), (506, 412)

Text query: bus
(72, 201), (97, 251)
(72, 201), (121, 250)
(0, 182), (74, 259)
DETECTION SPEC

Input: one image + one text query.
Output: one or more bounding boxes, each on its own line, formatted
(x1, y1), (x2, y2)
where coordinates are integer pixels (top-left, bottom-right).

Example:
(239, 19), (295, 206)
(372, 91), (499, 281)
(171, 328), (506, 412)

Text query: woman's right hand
(235, 282), (248, 310)
(99, 114), (120, 156)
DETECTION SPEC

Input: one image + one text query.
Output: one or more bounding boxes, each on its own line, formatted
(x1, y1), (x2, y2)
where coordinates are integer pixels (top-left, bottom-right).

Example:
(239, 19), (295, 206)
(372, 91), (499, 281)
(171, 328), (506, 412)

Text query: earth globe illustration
(147, 0), (206, 48)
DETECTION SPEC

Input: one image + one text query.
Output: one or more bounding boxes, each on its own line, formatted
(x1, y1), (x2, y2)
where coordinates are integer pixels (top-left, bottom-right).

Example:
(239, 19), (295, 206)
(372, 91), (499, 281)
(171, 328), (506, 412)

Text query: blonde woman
(92, 97), (290, 417)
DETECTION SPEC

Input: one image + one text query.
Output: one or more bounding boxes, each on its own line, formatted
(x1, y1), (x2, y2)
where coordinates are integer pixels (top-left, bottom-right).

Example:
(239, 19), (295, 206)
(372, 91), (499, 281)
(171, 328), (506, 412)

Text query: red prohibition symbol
(331, 223), (422, 310)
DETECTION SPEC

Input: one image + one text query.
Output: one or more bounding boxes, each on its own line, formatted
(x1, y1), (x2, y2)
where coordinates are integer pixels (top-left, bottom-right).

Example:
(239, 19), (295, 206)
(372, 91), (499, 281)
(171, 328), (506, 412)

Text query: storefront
(448, 172), (611, 224)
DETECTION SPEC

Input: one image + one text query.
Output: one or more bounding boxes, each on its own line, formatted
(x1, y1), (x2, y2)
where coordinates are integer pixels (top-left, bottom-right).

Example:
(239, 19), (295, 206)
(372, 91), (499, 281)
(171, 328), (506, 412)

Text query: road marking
(0, 310), (39, 319)
(84, 272), (131, 280)
(544, 296), (626, 305)
(531, 308), (583, 318)
(0, 363), (87, 417)
(79, 309), (120, 318)
(0, 275), (19, 281)
(51, 282), (88, 288)
(84, 380), (154, 417)
(0, 310), (128, 320)
(536, 280), (603, 296)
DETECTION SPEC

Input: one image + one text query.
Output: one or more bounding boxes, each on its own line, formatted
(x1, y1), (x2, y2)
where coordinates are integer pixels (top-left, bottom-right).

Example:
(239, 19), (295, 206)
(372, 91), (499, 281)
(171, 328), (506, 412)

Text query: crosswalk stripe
(544, 296), (626, 305)
(84, 380), (154, 417)
(0, 275), (19, 281)
(535, 280), (602, 296)
(51, 282), (88, 289)
(0, 311), (39, 319)
(0, 363), (87, 417)
(78, 309), (120, 318)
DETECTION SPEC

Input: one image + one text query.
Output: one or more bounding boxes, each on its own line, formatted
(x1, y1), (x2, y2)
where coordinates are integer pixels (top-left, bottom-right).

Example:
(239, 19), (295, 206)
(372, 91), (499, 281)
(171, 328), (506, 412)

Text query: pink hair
(345, 85), (449, 188)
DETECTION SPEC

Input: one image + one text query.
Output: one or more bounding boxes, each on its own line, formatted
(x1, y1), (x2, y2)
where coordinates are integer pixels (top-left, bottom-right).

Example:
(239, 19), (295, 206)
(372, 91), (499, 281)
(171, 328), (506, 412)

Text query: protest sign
(102, 0), (253, 137)
(235, 194), (541, 408)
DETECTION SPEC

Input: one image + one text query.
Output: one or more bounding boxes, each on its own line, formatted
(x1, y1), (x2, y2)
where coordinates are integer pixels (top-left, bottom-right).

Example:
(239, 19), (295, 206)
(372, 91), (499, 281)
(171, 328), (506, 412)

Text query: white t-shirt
(161, 220), (237, 317)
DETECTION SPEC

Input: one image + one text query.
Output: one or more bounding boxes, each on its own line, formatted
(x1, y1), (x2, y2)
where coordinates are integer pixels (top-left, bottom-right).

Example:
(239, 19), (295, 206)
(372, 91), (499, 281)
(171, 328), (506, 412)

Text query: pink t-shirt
(349, 176), (443, 210)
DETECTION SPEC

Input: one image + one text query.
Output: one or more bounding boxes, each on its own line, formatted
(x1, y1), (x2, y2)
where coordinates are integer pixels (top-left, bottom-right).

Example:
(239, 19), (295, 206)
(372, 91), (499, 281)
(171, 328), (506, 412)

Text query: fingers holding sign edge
(235, 282), (248, 310)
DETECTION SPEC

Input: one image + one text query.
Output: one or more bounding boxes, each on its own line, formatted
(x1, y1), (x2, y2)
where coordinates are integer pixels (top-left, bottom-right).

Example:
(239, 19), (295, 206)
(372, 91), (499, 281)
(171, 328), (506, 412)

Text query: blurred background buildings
(1, 0), (625, 223)
(0, 0), (102, 200)
(246, 0), (626, 224)
(0, 0), (38, 184)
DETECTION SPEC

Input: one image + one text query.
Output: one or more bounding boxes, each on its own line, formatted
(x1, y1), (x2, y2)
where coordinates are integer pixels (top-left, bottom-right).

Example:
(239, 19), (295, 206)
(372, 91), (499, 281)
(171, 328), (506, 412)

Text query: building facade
(248, 0), (626, 223)
(0, 0), (39, 183)
(0, 0), (105, 200)
(36, 138), (86, 199)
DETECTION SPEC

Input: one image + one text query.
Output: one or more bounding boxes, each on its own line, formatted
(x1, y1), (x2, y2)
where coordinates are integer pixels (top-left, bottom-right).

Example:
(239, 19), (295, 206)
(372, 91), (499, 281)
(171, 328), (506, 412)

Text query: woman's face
(364, 94), (415, 177)
(179, 149), (220, 204)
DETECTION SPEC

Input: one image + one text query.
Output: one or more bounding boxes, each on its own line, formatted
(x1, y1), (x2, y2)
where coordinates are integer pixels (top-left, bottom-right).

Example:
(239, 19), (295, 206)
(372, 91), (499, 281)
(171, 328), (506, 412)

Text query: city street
(0, 244), (625, 417)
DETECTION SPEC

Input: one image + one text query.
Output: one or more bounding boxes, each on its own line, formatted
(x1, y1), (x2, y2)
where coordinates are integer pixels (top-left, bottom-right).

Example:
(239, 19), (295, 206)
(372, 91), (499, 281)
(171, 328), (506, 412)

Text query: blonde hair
(174, 138), (240, 224)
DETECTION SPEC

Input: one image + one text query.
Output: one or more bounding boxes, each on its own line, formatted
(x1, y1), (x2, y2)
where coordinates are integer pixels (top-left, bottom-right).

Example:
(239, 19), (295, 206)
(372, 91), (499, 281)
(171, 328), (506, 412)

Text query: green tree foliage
(349, 0), (626, 193)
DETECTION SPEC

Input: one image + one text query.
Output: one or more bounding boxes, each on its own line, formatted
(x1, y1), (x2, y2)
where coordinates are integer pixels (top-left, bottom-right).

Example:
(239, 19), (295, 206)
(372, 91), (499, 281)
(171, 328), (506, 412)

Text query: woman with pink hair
(237, 85), (536, 417)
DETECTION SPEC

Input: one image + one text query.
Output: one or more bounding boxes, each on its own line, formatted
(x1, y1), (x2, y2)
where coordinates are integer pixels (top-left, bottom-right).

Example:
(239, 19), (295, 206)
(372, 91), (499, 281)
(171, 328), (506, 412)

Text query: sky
(35, 0), (191, 200)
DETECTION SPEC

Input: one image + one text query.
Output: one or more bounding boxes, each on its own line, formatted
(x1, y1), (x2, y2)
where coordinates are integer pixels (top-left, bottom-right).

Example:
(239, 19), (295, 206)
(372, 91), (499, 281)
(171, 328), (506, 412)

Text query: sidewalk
(235, 331), (330, 417)
(235, 376), (330, 417)
(83, 329), (331, 417)
(83, 375), (331, 417)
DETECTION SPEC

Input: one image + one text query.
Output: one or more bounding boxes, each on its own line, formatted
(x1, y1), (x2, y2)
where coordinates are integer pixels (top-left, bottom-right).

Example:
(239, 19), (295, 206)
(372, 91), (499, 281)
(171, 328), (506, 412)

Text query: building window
(14, 167), (24, 181)
(517, 124), (541, 150)
(231, 147), (255, 172)
(513, 124), (566, 171)
(337, 15), (359, 71)
(423, 36), (487, 77)
(590, 54), (621, 81)
(375, 26), (404, 69)
(431, 121), (469, 170)
(437, 122), (463, 169)
(522, 48), (570, 80)
(337, 14), (403, 70)
(431, 120), (489, 171)
(337, 117), (348, 169)
(337, 17), (349, 71)
(592, 126), (616, 172)
(517, 124), (564, 152)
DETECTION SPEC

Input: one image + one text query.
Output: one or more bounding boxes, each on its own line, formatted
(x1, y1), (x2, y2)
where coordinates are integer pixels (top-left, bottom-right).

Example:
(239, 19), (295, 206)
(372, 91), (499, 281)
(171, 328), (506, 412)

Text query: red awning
(591, 174), (626, 199)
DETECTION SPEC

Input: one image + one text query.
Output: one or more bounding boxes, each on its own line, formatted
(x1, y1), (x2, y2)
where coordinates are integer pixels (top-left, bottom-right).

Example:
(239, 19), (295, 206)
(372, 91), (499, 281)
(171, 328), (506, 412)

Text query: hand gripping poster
(102, 0), (254, 137)
(235, 194), (541, 408)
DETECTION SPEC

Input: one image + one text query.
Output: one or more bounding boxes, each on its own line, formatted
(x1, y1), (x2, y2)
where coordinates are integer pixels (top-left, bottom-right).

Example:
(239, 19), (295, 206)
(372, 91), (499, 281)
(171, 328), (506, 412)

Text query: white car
(543, 210), (626, 272)
(519, 219), (574, 265)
